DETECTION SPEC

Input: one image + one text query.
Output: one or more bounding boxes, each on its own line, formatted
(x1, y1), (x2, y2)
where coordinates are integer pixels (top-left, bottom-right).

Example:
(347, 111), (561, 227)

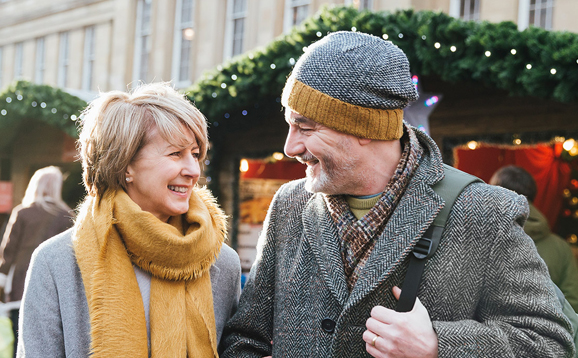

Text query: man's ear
(358, 137), (372, 146)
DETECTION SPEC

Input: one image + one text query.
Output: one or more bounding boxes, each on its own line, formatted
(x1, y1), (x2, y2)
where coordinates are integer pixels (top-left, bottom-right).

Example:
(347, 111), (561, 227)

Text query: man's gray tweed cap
(282, 31), (418, 140)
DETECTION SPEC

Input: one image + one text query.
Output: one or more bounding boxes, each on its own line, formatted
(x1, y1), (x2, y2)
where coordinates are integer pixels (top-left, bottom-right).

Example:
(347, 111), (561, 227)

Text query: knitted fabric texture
(73, 188), (226, 358)
(282, 31), (418, 140)
(325, 125), (423, 290)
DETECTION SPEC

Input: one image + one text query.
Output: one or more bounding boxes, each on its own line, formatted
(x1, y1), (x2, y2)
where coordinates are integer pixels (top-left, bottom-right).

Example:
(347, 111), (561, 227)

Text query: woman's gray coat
(17, 229), (241, 357)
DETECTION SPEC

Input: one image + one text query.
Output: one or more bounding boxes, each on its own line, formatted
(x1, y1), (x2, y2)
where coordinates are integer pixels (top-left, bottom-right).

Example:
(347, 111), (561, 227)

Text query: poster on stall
(237, 178), (288, 271)
(0, 182), (13, 213)
(237, 158), (306, 272)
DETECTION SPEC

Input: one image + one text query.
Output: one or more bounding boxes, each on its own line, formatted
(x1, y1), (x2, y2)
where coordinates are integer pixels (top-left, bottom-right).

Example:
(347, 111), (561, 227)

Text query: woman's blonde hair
(22, 166), (71, 214)
(78, 82), (208, 198)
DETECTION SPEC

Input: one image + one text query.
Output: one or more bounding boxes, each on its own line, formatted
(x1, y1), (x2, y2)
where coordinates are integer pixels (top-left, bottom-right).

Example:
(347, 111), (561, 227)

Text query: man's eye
(170, 151), (180, 156)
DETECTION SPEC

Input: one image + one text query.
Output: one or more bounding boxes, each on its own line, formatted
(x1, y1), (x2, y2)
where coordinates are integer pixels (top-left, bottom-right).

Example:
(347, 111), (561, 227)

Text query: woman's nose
(181, 154), (201, 178)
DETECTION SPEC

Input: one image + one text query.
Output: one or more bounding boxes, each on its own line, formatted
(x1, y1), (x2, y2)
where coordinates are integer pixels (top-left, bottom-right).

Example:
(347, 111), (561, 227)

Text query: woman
(0, 166), (73, 355)
(17, 83), (241, 357)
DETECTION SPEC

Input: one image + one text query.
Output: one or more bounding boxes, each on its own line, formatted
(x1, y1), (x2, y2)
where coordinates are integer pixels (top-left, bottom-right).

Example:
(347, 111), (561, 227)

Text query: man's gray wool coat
(221, 129), (575, 357)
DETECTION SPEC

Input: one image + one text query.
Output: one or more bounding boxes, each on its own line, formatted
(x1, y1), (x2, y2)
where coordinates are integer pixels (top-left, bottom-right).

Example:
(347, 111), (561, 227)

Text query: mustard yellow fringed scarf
(73, 187), (226, 358)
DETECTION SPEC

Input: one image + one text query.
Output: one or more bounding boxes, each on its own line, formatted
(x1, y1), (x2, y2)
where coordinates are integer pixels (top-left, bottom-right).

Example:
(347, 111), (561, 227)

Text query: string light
(1, 110), (6, 116)
(425, 96), (439, 107)
(412, 75), (418, 90)
(450, 46), (456, 52)
(212, 92), (217, 98)
(17, 95), (23, 100)
(316, 31), (322, 37)
(398, 33), (403, 38)
(351, 27), (357, 32)
(242, 110), (248, 116)
(31, 101), (37, 107)
(231, 74), (237, 80)
(467, 141), (478, 150)
(221, 83), (227, 89)
(270, 64), (276, 69)
(289, 58), (296, 65)
(485, 51), (491, 57)
(513, 138), (522, 145)
(526, 64), (532, 69)
(511, 49), (517, 55)
(40, 102), (46, 108)
(240, 159), (249, 173)
(382, 34), (389, 40)
(272, 152), (284, 161)
(563, 139), (575, 151)
(224, 113), (230, 118)
(5, 97), (11, 103)
(421, 35), (426, 40)
(434, 42), (441, 49)
(550, 68), (557, 75)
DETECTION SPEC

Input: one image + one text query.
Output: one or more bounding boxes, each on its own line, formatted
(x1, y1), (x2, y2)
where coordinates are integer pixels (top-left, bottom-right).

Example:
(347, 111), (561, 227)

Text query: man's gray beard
(303, 157), (356, 195)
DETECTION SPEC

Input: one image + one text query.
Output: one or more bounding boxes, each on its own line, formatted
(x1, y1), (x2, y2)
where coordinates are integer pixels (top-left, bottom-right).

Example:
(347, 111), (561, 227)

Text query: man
(221, 31), (574, 357)
(490, 165), (578, 311)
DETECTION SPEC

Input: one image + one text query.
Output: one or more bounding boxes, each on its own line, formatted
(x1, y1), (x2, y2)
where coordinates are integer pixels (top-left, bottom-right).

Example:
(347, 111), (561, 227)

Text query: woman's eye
(170, 151), (180, 157)
(192, 152), (200, 159)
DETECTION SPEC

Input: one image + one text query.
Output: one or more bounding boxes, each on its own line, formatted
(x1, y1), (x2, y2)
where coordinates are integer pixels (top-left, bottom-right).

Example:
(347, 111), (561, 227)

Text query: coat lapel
(302, 193), (349, 307)
(345, 159), (445, 311)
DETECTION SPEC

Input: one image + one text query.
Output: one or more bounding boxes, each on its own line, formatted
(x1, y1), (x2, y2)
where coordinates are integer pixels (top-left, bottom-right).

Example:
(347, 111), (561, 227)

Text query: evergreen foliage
(0, 80), (85, 139)
(186, 6), (578, 123)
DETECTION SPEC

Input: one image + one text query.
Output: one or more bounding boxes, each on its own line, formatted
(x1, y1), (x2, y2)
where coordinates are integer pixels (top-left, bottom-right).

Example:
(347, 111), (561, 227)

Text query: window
(223, 0), (247, 60)
(284, 0), (310, 33)
(58, 32), (70, 88)
(14, 42), (23, 79)
(82, 26), (96, 91)
(133, 0), (152, 84)
(529, 0), (554, 29)
(359, 0), (373, 11)
(518, 0), (554, 30)
(172, 0), (194, 87)
(35, 37), (45, 84)
(0, 47), (3, 88)
(449, 0), (480, 21)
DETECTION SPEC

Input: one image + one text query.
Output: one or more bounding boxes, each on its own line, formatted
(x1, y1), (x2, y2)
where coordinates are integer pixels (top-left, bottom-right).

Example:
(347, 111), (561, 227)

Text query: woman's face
(126, 126), (201, 222)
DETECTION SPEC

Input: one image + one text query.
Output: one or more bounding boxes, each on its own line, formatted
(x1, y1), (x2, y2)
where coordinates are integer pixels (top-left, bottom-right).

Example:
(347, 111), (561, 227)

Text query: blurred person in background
(0, 166), (74, 356)
(17, 83), (241, 357)
(490, 165), (578, 311)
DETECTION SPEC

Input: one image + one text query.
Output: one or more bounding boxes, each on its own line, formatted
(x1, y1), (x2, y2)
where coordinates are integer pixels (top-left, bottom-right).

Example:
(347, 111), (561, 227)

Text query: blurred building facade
(1, 0), (577, 96)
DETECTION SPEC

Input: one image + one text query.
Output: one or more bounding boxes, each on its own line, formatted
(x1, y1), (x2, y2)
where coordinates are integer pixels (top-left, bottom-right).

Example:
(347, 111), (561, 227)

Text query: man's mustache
(296, 154), (317, 164)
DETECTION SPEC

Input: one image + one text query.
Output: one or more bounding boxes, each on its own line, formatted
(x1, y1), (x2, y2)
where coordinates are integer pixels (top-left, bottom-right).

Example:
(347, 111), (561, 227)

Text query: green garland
(186, 6), (578, 122)
(0, 80), (86, 140)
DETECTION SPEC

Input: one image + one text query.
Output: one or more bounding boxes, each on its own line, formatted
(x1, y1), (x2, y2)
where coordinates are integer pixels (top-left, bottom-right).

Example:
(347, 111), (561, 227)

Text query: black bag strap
(396, 164), (482, 312)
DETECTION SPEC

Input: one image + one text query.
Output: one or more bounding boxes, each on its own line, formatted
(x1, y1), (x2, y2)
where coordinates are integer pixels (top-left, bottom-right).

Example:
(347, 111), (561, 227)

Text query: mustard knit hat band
(282, 78), (404, 140)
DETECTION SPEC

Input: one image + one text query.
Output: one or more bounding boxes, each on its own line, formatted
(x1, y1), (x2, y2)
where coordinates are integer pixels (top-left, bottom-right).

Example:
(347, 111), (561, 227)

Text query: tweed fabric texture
(221, 127), (575, 358)
(281, 31), (418, 140)
(325, 125), (423, 290)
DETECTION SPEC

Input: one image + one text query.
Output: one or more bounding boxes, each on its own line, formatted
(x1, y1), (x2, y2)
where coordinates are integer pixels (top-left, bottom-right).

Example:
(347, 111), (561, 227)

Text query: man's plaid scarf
(324, 126), (424, 291)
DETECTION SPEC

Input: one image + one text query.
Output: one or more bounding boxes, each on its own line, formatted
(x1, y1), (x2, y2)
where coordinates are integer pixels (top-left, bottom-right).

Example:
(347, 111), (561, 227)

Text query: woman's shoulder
(32, 228), (76, 264)
(215, 243), (240, 272)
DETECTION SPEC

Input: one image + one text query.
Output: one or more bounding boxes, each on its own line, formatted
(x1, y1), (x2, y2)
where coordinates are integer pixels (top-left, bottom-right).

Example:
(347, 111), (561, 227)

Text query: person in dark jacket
(490, 165), (578, 311)
(0, 166), (73, 355)
(221, 31), (575, 358)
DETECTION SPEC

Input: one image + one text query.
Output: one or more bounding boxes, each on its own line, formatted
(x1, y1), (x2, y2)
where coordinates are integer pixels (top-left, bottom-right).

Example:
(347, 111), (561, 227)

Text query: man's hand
(362, 286), (438, 358)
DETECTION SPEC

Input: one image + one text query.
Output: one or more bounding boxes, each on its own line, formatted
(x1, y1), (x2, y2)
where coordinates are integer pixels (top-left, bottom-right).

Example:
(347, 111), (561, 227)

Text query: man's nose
(284, 126), (304, 158)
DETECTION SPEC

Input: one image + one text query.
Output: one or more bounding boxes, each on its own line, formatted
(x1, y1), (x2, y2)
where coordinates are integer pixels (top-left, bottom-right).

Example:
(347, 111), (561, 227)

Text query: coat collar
(301, 127), (447, 309)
